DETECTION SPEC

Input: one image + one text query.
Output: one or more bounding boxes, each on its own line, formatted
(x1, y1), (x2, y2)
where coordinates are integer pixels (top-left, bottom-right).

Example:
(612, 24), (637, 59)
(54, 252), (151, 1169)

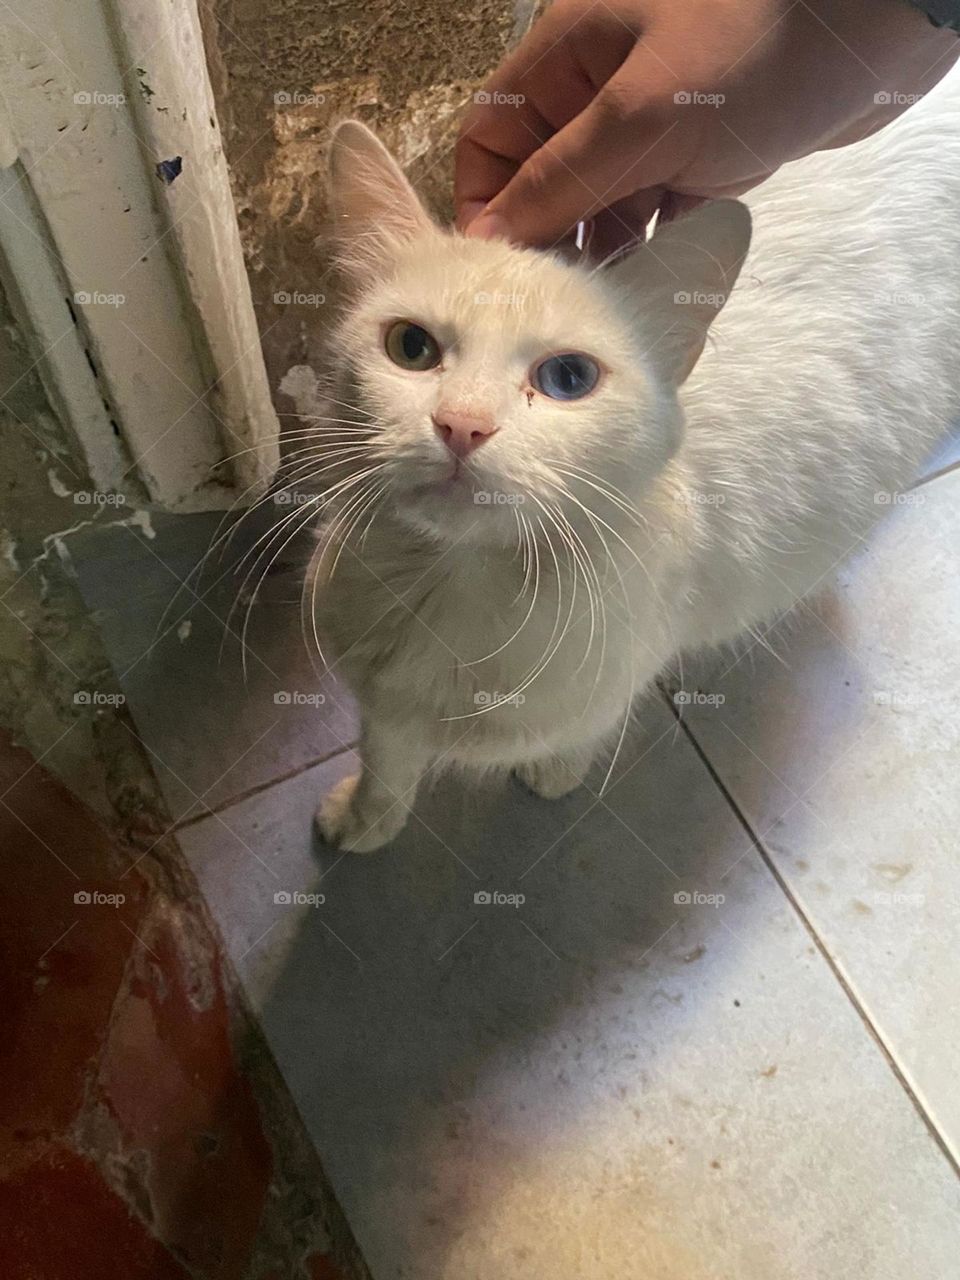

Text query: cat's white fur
(300, 68), (960, 851)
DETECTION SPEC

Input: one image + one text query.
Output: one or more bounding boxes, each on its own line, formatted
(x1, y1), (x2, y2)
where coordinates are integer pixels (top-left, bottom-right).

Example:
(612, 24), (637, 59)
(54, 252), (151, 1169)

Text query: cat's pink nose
(432, 408), (498, 458)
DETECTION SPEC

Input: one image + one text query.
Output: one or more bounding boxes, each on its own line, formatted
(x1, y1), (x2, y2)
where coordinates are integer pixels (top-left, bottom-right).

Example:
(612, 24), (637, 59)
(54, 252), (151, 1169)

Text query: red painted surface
(0, 732), (310, 1278)
(0, 1146), (191, 1280)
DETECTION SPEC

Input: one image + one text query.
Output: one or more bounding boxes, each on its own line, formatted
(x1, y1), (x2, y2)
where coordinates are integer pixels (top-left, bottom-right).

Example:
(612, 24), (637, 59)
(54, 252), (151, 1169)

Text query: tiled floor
(70, 441), (960, 1279)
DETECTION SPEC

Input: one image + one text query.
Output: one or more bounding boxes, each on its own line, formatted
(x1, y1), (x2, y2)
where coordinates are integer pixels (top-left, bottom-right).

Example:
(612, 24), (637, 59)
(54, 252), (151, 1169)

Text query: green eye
(384, 320), (442, 371)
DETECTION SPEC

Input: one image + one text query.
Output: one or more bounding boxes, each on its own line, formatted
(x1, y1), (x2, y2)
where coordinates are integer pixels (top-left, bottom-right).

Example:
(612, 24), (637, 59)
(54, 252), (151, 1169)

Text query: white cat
(295, 68), (960, 852)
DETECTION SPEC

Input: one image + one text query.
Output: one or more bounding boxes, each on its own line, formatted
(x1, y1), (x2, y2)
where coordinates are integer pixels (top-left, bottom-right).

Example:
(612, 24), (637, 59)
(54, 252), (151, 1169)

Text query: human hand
(456, 0), (959, 257)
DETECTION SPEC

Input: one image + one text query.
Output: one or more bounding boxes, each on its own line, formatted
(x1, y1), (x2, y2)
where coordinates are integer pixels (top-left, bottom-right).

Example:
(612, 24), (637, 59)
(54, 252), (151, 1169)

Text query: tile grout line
(171, 742), (359, 832)
(911, 456), (960, 490)
(659, 688), (960, 1183)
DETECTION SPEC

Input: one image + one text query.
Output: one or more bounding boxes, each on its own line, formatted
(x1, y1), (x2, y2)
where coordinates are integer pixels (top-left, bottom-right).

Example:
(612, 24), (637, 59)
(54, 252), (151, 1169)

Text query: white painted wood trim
(0, 0), (279, 510)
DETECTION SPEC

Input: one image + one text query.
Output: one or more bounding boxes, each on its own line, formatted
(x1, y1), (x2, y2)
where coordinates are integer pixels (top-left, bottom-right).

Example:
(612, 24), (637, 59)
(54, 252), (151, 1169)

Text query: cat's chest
(326, 545), (638, 722)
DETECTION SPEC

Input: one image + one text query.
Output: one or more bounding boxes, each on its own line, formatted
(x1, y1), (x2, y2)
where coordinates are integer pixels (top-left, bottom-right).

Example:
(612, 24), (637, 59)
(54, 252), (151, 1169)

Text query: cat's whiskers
(547, 466), (686, 700)
(159, 429), (382, 643)
(228, 463), (386, 677)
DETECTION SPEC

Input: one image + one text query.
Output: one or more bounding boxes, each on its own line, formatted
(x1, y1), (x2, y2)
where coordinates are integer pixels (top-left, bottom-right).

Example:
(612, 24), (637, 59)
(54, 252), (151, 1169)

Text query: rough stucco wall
(0, 281), (166, 828)
(202, 0), (539, 394)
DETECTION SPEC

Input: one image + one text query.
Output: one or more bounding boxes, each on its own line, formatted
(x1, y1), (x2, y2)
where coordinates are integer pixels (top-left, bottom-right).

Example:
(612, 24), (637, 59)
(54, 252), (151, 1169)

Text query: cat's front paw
(315, 774), (408, 852)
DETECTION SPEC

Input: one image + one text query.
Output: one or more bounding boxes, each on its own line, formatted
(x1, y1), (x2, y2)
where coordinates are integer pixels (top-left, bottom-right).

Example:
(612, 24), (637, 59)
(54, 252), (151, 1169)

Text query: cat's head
(324, 120), (750, 546)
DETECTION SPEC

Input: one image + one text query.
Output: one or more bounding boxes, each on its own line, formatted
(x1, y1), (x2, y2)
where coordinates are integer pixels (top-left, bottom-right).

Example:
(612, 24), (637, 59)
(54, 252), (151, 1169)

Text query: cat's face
(325, 122), (750, 547)
(338, 234), (674, 544)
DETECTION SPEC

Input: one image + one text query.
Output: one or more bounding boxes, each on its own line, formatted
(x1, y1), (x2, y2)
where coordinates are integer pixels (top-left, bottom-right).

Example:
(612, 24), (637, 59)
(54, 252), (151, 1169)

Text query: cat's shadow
(257, 685), (790, 1273)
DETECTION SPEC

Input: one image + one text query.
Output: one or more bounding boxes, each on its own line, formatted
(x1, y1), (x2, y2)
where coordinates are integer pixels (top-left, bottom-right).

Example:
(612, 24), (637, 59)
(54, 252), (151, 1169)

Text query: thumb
(467, 70), (688, 248)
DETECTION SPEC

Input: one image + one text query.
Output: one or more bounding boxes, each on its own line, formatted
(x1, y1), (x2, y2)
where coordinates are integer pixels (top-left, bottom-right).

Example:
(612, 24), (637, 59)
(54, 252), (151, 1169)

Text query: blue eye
(533, 353), (600, 401)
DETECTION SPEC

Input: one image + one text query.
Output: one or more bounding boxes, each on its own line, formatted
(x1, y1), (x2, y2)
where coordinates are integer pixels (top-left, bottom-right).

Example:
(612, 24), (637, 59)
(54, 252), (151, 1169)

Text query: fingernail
(458, 199), (487, 231)
(466, 209), (511, 242)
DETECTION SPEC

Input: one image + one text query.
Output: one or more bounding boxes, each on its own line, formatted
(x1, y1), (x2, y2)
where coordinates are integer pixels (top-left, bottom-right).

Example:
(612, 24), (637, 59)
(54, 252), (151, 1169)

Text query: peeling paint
(47, 467), (71, 498)
(122, 509), (157, 540)
(1, 532), (19, 573)
(156, 156), (183, 185)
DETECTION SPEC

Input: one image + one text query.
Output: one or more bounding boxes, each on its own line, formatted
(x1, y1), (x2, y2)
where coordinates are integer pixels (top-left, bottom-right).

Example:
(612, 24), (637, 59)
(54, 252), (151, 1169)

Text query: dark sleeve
(904, 0), (960, 31)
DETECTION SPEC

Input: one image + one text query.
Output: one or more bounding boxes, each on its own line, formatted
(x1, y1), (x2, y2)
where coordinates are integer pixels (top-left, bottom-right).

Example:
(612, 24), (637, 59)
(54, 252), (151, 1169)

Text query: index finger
(454, 3), (635, 228)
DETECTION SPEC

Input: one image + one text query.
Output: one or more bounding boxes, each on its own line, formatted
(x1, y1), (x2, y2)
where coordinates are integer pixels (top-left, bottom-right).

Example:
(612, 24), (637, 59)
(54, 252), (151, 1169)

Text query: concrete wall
(0, 280), (167, 825)
(201, 0), (538, 394)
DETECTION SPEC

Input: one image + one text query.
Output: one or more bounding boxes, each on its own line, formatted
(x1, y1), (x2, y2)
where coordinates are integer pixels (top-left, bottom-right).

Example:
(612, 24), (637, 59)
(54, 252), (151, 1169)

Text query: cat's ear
(328, 120), (435, 279)
(611, 200), (751, 385)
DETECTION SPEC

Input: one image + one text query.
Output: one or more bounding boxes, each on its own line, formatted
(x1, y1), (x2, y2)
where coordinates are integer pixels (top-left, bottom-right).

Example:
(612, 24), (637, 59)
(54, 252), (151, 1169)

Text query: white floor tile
(673, 467), (960, 1161)
(180, 700), (960, 1280)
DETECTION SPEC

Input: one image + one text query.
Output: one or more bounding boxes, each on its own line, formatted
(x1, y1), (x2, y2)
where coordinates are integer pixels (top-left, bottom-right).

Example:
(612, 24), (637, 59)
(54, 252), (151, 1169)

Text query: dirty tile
(66, 510), (357, 821)
(180, 704), (960, 1280)
(672, 466), (960, 1159)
